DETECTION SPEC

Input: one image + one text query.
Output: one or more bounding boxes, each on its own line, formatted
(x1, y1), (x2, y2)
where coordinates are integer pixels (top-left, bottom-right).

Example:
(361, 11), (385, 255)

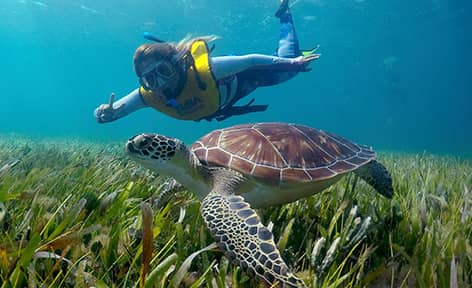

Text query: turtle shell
(190, 123), (376, 183)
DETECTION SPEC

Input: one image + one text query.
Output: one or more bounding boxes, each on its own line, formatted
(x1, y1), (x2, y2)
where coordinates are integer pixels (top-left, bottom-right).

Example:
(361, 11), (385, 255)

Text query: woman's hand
(293, 54), (320, 72)
(95, 93), (126, 123)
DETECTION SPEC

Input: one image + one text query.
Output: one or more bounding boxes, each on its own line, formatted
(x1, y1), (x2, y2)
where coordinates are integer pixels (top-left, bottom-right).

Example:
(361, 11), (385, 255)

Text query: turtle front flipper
(201, 193), (306, 287)
(154, 178), (185, 208)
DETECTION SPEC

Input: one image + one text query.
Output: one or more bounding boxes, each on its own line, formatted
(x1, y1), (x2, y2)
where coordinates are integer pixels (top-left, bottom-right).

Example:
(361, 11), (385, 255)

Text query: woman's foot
(275, 0), (290, 18)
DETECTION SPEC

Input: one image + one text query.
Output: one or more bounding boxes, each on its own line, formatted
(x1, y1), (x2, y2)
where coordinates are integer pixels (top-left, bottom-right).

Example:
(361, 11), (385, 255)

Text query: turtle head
(125, 133), (190, 176)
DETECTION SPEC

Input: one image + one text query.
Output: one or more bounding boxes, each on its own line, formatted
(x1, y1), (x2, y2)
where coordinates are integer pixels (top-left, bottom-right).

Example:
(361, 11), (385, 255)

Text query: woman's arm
(94, 88), (149, 123)
(210, 54), (305, 80)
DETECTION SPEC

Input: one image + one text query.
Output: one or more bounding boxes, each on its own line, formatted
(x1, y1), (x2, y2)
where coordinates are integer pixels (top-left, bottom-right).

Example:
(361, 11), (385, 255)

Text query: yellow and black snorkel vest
(139, 40), (220, 120)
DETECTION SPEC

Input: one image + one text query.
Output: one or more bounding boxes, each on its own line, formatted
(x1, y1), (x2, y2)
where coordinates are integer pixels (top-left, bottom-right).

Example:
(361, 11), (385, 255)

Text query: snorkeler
(94, 0), (320, 122)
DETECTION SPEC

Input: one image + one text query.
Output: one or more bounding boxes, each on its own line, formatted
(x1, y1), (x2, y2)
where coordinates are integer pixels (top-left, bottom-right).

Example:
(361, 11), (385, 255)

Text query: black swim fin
(275, 0), (290, 18)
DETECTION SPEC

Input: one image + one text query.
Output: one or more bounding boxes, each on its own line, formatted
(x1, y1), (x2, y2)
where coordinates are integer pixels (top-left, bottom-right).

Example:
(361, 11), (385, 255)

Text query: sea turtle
(125, 122), (393, 287)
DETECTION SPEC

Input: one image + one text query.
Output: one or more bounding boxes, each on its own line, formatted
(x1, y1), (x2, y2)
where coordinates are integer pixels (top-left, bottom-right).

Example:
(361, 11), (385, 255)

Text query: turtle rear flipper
(354, 160), (393, 198)
(201, 192), (306, 288)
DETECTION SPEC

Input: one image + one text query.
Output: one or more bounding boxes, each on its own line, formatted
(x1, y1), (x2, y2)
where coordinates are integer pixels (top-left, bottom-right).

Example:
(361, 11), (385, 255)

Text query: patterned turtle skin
(125, 122), (393, 288)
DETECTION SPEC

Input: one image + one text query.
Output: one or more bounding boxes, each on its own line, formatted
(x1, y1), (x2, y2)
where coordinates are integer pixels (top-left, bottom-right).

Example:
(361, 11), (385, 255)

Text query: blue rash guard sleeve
(94, 88), (149, 122)
(210, 54), (301, 80)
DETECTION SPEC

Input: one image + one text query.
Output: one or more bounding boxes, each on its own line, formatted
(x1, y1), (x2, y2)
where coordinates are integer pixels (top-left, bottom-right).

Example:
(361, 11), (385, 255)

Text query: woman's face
(139, 59), (180, 92)
(134, 43), (183, 94)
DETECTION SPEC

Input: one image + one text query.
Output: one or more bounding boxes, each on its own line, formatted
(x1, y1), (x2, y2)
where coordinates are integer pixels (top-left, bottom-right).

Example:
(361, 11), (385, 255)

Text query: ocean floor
(0, 136), (471, 287)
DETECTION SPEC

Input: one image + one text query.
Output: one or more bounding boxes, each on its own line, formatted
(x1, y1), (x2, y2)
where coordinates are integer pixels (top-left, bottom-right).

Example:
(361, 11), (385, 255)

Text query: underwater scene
(0, 0), (471, 287)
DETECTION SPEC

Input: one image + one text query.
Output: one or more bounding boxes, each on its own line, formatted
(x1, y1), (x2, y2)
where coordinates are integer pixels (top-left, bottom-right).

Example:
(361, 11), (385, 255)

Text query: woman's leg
(276, 0), (301, 58)
(227, 1), (302, 105)
(256, 0), (301, 85)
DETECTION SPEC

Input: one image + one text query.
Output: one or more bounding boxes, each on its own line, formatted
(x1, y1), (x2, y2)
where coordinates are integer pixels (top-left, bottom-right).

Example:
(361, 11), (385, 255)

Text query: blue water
(1, 0), (470, 156)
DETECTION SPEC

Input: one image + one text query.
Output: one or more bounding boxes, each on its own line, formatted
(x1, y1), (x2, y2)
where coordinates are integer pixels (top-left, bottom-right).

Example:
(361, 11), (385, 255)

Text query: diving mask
(139, 60), (178, 91)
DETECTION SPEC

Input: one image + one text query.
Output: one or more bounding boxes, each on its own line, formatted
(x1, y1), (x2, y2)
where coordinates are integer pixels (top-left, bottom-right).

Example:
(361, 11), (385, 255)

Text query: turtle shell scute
(190, 123), (376, 183)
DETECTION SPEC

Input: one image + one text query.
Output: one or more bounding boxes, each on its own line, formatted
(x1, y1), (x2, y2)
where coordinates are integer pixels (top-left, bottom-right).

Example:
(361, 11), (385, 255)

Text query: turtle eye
(134, 134), (151, 149)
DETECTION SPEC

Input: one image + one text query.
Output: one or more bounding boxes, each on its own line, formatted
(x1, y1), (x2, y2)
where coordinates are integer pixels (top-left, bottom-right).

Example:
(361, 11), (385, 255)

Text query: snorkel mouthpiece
(166, 98), (179, 108)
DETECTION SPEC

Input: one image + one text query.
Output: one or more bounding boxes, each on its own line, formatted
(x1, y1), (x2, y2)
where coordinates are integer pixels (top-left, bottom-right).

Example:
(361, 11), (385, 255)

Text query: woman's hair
(133, 34), (218, 77)
(174, 34), (219, 53)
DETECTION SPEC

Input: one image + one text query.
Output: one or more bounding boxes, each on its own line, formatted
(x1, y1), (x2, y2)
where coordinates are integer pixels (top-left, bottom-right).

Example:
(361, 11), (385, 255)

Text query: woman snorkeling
(94, 0), (320, 122)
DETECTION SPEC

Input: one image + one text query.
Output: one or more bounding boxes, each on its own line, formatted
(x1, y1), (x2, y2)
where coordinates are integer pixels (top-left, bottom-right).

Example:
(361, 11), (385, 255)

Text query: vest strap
(198, 98), (268, 122)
